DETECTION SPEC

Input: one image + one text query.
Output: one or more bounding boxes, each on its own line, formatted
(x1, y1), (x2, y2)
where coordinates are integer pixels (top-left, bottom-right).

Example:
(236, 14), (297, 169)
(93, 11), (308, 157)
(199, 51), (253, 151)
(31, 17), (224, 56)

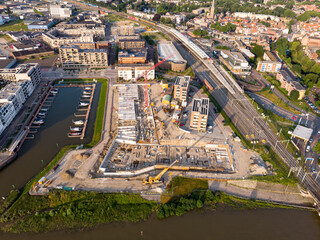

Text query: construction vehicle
(143, 160), (178, 185)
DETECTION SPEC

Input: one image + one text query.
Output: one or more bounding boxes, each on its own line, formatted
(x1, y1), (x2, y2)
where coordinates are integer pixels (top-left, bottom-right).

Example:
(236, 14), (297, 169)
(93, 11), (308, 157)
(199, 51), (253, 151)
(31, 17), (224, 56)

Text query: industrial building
(220, 50), (251, 75)
(27, 20), (56, 30)
(118, 63), (155, 81)
(0, 64), (41, 136)
(116, 85), (139, 144)
(158, 42), (187, 72)
(49, 4), (73, 19)
(59, 45), (108, 69)
(173, 76), (190, 103)
(190, 98), (209, 132)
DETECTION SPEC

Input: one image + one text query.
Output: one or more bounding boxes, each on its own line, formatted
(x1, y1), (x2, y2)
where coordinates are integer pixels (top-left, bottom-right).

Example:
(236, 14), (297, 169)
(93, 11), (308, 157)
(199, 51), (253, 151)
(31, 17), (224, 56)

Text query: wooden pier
(80, 84), (95, 139)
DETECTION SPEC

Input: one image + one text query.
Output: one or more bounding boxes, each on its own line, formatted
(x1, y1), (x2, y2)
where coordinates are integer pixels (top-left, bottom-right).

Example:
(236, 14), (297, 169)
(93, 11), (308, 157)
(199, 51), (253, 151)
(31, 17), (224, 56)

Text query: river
(0, 84), (320, 239)
(0, 208), (320, 240)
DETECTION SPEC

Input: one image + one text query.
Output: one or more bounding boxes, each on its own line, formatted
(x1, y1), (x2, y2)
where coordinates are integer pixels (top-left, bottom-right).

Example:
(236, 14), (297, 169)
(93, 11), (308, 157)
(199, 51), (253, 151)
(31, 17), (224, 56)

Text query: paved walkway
(209, 179), (314, 206)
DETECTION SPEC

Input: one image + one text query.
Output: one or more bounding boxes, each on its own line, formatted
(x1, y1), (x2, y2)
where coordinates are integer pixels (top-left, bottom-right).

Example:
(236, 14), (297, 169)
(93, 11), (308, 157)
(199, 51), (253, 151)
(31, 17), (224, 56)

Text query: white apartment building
(0, 63), (42, 87)
(0, 79), (36, 135)
(118, 64), (155, 81)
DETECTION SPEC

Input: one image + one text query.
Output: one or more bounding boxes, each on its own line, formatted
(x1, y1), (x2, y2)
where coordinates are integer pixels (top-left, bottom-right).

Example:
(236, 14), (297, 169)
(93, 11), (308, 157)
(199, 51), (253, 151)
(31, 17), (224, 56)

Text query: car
(292, 116), (297, 120)
(310, 138), (313, 143)
(180, 123), (185, 127)
(306, 145), (311, 152)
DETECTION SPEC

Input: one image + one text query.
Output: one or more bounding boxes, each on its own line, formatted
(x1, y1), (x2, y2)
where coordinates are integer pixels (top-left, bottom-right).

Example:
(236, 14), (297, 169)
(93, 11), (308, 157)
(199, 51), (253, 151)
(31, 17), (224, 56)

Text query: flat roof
(192, 98), (209, 115)
(175, 76), (190, 88)
(158, 42), (186, 64)
(292, 125), (313, 141)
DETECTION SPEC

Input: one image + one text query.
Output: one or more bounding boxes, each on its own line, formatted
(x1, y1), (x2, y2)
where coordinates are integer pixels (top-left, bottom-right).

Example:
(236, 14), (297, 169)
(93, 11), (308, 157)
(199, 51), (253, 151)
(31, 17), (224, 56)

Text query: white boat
(82, 95), (90, 98)
(79, 102), (89, 107)
(84, 87), (91, 90)
(70, 127), (82, 132)
(33, 119), (44, 125)
(72, 120), (84, 126)
(51, 90), (58, 95)
(38, 112), (46, 116)
(41, 108), (48, 112)
(83, 91), (91, 95)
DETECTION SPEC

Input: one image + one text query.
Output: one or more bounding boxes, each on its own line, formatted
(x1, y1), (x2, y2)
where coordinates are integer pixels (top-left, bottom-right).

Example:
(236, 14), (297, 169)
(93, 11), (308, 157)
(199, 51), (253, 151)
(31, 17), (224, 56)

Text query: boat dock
(57, 84), (95, 139)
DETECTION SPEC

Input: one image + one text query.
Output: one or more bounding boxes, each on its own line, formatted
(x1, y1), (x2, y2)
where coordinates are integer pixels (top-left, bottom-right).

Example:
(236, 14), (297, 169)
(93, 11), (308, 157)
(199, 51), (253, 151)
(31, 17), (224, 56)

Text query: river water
(0, 208), (320, 240)
(1, 84), (320, 239)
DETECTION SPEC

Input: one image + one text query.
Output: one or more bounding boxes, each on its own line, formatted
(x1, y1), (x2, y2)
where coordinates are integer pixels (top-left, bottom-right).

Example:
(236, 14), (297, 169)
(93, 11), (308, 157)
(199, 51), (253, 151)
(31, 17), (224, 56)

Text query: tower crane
(143, 160), (178, 185)
(135, 54), (174, 108)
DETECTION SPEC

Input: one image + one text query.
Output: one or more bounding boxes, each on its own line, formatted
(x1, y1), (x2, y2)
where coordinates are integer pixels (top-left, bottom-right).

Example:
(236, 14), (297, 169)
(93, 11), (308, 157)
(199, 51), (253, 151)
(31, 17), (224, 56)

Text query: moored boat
(33, 119), (44, 125)
(79, 102), (89, 107)
(70, 127), (83, 132)
(72, 120), (84, 126)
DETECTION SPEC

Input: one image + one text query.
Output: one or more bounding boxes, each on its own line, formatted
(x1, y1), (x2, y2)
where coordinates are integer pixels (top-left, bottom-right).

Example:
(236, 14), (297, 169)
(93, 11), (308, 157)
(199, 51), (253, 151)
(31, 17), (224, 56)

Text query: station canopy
(291, 125), (313, 142)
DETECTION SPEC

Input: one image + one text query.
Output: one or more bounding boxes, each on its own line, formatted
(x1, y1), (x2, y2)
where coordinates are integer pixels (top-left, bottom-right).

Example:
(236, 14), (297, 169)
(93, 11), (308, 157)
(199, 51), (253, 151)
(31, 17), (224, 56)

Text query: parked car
(306, 145), (311, 152)
(292, 116), (297, 120)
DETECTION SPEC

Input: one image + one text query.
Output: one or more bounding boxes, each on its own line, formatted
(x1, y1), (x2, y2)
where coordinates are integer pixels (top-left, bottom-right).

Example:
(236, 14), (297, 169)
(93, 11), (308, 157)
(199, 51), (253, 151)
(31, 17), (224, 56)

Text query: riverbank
(0, 177), (315, 233)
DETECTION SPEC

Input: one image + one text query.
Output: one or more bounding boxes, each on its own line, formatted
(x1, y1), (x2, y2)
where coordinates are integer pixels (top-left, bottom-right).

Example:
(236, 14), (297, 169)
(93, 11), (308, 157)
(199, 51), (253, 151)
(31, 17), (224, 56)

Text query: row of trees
(276, 38), (320, 88)
(193, 29), (209, 37)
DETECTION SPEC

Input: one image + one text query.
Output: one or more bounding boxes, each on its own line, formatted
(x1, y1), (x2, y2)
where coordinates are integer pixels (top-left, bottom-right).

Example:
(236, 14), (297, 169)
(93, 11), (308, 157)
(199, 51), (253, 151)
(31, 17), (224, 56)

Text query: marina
(55, 84), (96, 139)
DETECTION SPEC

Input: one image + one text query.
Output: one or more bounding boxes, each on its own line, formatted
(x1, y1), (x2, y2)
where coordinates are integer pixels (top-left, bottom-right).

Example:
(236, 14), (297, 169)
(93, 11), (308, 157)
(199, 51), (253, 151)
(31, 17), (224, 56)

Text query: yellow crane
(143, 160), (178, 185)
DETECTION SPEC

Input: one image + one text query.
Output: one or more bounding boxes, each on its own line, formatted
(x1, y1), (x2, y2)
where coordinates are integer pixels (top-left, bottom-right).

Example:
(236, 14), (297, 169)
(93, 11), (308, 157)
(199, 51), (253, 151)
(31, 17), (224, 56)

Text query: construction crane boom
(143, 160), (178, 184)
(135, 53), (174, 108)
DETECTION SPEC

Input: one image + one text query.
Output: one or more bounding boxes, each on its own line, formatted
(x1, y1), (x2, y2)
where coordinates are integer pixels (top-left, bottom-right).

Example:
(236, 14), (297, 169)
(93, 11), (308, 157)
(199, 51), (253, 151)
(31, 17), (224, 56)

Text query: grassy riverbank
(0, 191), (157, 233)
(0, 177), (301, 233)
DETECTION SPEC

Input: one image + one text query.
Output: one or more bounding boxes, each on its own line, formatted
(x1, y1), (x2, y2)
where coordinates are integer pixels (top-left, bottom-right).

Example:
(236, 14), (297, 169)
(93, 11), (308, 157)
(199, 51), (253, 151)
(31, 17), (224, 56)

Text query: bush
(290, 89), (299, 100)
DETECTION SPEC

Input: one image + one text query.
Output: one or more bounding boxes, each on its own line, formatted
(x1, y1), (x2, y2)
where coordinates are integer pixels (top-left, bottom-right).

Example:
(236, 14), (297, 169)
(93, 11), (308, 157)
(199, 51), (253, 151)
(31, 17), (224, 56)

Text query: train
(204, 79), (214, 91)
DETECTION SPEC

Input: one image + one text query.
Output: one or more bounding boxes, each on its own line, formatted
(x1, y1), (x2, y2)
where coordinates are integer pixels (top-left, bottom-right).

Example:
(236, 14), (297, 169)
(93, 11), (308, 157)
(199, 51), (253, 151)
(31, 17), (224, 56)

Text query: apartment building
(0, 79), (38, 135)
(118, 63), (155, 81)
(59, 45), (108, 69)
(220, 50), (251, 75)
(276, 69), (306, 100)
(119, 39), (145, 49)
(118, 49), (147, 64)
(0, 63), (42, 87)
(257, 52), (282, 73)
(190, 98), (209, 132)
(173, 76), (190, 102)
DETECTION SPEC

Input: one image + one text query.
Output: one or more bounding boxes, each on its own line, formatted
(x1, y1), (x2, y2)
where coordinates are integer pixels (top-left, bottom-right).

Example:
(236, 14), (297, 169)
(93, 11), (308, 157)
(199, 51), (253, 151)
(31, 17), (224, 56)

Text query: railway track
(67, 3), (320, 208)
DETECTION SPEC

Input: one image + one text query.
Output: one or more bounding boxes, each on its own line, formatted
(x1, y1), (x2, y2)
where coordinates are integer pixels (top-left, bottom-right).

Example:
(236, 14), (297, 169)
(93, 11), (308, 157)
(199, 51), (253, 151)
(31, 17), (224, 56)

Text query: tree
(251, 44), (264, 59)
(196, 200), (203, 208)
(314, 142), (320, 154)
(284, 9), (296, 18)
(193, 29), (202, 36)
(270, 42), (275, 51)
(153, 14), (161, 21)
(290, 89), (299, 100)
(317, 50), (320, 58)
(276, 38), (289, 58)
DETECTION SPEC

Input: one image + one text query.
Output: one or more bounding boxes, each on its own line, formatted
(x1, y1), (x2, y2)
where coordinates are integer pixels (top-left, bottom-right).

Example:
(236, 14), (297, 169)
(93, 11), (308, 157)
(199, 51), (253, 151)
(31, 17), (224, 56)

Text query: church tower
(210, 0), (215, 19)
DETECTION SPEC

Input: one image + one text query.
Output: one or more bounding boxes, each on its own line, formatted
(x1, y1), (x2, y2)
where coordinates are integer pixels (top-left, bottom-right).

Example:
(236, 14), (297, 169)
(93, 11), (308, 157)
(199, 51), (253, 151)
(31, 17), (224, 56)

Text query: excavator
(143, 160), (178, 185)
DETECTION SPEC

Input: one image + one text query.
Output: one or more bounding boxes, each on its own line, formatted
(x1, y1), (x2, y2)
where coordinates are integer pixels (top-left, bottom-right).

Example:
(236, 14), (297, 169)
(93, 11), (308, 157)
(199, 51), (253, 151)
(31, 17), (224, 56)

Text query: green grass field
(0, 20), (28, 32)
(257, 89), (301, 114)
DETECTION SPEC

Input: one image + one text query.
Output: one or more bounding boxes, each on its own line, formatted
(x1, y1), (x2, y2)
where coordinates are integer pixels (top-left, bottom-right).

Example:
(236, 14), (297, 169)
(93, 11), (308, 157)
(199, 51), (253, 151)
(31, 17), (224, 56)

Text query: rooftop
(192, 98), (209, 115)
(158, 42), (186, 64)
(292, 125), (313, 141)
(175, 76), (190, 88)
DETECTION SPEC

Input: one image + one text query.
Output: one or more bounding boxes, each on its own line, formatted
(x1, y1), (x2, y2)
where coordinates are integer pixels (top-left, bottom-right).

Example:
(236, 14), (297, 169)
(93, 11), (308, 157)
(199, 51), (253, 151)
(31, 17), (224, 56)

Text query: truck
(204, 79), (214, 91)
